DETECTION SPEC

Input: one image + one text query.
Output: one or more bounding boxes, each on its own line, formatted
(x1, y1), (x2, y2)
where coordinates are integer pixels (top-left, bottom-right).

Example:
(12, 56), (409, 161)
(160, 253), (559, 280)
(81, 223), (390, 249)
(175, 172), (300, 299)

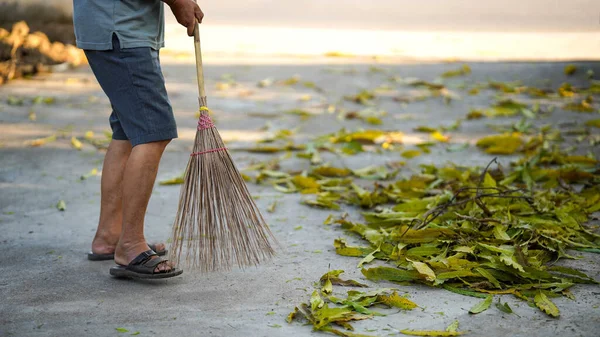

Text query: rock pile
(0, 21), (85, 85)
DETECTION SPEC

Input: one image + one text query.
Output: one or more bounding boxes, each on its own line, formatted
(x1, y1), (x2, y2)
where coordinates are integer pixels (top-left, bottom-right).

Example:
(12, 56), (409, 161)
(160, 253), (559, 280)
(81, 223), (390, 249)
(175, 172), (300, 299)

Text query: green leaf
(585, 118), (600, 128)
(361, 267), (421, 283)
(499, 254), (525, 273)
(469, 295), (493, 314)
(56, 200), (66, 211)
(130, 332), (140, 336)
(442, 285), (488, 298)
(495, 301), (513, 314)
(534, 291), (560, 317)
(475, 268), (502, 289)
(564, 64), (577, 76)
(576, 248), (600, 254)
(446, 320), (459, 333)
(401, 150), (421, 159)
(357, 247), (380, 268)
(322, 278), (333, 294)
(310, 290), (324, 311)
(116, 328), (129, 333)
(159, 174), (184, 185)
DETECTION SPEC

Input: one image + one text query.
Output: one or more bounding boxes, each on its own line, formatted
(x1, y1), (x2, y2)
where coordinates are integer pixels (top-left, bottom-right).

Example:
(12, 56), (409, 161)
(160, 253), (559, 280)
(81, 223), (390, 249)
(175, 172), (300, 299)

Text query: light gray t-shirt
(73, 0), (165, 50)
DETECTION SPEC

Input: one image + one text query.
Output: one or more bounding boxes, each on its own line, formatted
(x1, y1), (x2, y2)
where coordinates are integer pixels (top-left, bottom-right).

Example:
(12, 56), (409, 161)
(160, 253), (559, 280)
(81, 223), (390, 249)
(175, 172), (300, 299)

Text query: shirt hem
(77, 39), (165, 51)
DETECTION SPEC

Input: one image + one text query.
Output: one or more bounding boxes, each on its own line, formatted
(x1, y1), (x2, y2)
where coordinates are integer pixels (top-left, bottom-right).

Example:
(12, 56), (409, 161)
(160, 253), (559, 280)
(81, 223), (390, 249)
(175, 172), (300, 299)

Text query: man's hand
(163, 0), (204, 36)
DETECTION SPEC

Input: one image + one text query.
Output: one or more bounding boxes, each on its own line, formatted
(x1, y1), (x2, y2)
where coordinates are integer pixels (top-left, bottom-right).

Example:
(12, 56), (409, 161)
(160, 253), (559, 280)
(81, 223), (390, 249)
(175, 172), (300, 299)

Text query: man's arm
(162, 0), (204, 36)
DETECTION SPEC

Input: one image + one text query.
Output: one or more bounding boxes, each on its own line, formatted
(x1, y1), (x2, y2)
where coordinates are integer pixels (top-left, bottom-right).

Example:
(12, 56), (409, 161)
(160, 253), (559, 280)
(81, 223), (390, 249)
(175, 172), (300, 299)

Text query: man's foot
(114, 241), (174, 273)
(91, 233), (121, 256)
(110, 249), (183, 279)
(89, 235), (167, 261)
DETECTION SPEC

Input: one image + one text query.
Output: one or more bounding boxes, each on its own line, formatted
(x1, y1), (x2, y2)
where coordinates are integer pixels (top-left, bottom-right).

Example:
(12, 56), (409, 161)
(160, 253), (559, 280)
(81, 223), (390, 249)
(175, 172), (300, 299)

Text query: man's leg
(91, 139), (131, 255)
(114, 140), (172, 272)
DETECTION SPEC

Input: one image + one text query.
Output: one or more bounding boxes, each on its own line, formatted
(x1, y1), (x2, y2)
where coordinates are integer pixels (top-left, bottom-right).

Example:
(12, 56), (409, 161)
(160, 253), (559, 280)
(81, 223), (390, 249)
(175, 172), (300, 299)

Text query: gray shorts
(84, 34), (178, 147)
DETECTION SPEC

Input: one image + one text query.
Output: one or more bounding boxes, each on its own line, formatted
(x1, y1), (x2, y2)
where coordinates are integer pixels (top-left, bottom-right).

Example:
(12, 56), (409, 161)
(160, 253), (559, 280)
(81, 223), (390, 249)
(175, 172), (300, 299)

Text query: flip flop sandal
(109, 250), (183, 279)
(87, 243), (167, 261)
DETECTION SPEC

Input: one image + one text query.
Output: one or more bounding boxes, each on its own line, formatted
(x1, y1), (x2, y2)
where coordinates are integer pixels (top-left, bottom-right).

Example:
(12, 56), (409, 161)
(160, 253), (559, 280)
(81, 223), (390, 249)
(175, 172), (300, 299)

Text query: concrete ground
(1, 57), (599, 337)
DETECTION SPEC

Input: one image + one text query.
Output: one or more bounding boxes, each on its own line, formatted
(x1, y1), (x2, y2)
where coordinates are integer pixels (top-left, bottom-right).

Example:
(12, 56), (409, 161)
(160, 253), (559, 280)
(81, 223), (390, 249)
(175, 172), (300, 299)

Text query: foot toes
(154, 259), (173, 273)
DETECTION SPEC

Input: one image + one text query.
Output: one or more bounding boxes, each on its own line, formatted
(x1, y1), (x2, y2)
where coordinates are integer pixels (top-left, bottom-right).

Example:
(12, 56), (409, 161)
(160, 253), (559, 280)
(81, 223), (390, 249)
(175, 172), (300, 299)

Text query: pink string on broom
(192, 107), (227, 156)
(190, 147), (227, 156)
(197, 109), (214, 130)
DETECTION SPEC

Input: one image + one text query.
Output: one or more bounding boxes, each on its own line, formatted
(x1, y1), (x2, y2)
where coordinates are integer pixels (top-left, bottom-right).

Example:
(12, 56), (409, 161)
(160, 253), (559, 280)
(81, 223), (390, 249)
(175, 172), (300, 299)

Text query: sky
(197, 0), (600, 32)
(13, 0), (600, 32)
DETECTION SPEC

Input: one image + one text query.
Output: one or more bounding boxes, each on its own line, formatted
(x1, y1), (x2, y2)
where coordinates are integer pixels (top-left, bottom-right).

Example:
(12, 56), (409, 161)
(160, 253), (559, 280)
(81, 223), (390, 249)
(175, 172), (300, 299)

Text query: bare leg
(114, 140), (172, 272)
(91, 140), (132, 255)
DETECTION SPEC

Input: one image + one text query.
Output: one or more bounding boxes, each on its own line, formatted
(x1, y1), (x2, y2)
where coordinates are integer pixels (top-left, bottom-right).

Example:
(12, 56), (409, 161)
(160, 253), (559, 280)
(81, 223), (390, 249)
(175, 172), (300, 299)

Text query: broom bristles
(170, 110), (277, 272)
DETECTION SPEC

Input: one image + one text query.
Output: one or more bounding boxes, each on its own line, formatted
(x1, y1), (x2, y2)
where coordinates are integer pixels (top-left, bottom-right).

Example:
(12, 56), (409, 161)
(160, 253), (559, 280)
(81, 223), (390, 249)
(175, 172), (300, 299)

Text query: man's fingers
(187, 22), (195, 36)
(195, 7), (204, 23)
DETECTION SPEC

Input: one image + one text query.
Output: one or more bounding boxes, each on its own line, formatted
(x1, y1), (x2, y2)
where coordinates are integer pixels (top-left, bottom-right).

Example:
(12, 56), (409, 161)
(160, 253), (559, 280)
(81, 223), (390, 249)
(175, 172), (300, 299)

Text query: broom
(169, 22), (277, 272)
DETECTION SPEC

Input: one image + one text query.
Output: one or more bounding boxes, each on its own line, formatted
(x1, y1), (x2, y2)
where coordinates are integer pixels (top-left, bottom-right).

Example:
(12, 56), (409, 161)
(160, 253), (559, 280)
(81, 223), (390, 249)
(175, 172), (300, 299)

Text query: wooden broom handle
(193, 22), (206, 105)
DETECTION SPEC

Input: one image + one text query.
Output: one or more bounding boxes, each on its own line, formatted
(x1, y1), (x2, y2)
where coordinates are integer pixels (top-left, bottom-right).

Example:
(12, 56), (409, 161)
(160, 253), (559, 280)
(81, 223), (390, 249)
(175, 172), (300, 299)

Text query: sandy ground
(1, 57), (600, 337)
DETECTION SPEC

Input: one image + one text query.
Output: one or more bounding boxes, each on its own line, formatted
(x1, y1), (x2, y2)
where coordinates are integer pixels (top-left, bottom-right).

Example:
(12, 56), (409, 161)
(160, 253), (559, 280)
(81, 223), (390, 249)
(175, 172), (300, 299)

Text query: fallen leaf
(469, 295), (493, 314)
(534, 291), (560, 317)
(71, 136), (83, 150)
(159, 174), (184, 185)
(495, 301), (513, 314)
(445, 320), (459, 333)
(377, 291), (418, 310)
(401, 150), (421, 159)
(441, 64), (471, 78)
(27, 135), (57, 147)
(564, 64), (577, 76)
(399, 329), (464, 336)
(476, 133), (523, 155)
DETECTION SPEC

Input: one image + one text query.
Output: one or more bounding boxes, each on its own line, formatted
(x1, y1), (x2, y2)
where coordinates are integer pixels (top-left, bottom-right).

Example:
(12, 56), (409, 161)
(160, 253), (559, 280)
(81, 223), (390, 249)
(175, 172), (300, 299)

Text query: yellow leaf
(286, 307), (298, 323)
(476, 133), (523, 155)
(482, 172), (497, 188)
(27, 134), (57, 147)
(312, 166), (352, 177)
(71, 136), (83, 150)
(585, 119), (600, 128)
(534, 291), (560, 317)
(563, 155), (597, 165)
(334, 239), (372, 257)
(431, 131), (449, 143)
(409, 259), (436, 282)
(159, 174), (184, 185)
(292, 176), (320, 190)
(377, 291), (418, 310)
(401, 150), (421, 159)
(84, 131), (94, 139)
